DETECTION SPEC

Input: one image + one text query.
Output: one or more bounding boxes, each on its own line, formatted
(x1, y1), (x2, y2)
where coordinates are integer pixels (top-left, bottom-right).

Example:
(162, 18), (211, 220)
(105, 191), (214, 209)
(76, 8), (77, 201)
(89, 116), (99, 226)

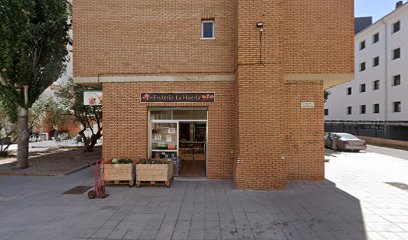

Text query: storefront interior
(149, 108), (207, 177)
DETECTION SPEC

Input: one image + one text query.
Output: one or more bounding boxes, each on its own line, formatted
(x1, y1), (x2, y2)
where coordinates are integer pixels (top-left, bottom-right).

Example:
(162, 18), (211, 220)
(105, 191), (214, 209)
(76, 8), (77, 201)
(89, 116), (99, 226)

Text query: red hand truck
(88, 159), (109, 199)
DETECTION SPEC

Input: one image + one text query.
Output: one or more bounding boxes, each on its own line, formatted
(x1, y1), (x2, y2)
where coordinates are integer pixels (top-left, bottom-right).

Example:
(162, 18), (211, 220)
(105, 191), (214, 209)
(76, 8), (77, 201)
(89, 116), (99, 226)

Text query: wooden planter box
(136, 160), (173, 187)
(103, 163), (135, 186)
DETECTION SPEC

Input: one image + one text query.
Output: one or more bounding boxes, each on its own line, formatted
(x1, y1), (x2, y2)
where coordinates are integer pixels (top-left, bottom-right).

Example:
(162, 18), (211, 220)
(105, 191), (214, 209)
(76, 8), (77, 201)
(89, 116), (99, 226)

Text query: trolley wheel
(165, 181), (170, 188)
(136, 182), (141, 188)
(88, 190), (96, 199)
(129, 184), (133, 188)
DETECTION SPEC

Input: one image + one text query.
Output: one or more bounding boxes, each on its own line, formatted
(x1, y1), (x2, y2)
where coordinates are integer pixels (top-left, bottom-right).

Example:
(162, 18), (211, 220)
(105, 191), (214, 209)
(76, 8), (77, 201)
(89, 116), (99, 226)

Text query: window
(392, 21), (401, 34)
(360, 41), (366, 50)
(324, 109), (329, 116)
(347, 87), (352, 95)
(373, 56), (380, 67)
(393, 101), (401, 112)
(393, 48), (401, 60)
(373, 33), (379, 43)
(360, 83), (366, 93)
(201, 20), (215, 39)
(393, 75), (401, 86)
(347, 106), (352, 115)
(373, 80), (380, 90)
(373, 104), (380, 114)
(360, 62), (366, 71)
(360, 105), (366, 114)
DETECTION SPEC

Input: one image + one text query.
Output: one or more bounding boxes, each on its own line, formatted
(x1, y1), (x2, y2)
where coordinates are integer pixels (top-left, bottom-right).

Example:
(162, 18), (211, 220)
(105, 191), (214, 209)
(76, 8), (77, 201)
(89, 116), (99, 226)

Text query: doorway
(149, 108), (208, 177)
(178, 122), (206, 177)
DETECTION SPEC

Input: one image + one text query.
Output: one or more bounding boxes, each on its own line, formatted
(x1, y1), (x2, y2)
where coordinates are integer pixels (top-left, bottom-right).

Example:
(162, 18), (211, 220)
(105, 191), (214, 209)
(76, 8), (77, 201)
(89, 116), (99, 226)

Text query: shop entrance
(149, 108), (208, 177)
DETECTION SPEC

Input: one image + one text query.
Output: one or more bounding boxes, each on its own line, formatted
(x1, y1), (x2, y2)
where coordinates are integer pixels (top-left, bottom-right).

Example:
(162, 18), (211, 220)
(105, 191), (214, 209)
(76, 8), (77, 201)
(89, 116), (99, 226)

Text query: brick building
(73, 0), (354, 190)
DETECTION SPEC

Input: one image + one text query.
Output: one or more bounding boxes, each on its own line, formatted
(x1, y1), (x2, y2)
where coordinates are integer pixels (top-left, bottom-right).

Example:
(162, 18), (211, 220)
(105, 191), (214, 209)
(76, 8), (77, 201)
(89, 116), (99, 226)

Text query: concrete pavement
(366, 144), (408, 161)
(0, 147), (407, 240)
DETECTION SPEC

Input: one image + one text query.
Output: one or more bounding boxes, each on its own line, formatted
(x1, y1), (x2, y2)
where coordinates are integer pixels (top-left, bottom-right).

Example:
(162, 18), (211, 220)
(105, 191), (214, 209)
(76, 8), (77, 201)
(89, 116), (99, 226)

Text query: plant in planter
(111, 158), (133, 164)
(103, 158), (135, 187)
(136, 158), (173, 187)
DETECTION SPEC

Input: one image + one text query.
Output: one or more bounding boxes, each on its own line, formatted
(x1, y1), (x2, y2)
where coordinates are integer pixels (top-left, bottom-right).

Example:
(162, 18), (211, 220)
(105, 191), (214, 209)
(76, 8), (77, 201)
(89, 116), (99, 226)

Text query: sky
(355, 0), (404, 21)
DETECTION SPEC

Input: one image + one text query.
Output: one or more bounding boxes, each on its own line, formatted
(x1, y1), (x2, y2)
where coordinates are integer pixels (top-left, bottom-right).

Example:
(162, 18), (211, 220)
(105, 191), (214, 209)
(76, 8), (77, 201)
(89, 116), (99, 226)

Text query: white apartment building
(324, 1), (408, 140)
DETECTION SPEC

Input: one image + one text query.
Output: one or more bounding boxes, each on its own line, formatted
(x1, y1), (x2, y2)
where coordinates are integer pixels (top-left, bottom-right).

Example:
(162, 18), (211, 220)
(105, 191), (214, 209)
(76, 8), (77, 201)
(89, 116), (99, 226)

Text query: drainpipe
(382, 19), (389, 138)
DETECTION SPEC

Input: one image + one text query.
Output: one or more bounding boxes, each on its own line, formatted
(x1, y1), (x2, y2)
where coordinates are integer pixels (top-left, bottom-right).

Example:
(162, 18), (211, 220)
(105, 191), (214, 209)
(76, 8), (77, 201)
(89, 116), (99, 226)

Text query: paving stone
(204, 229), (221, 240)
(156, 221), (177, 240)
(236, 228), (255, 240)
(188, 229), (205, 240)
(366, 232), (387, 240)
(220, 228), (238, 240)
(102, 220), (121, 229)
(205, 220), (220, 230)
(139, 229), (158, 239)
(191, 221), (206, 230)
(1, 148), (408, 240)
(90, 228), (113, 239)
(107, 228), (129, 239)
(75, 228), (98, 239)
(220, 220), (236, 229)
(123, 227), (144, 240)
(378, 232), (405, 240)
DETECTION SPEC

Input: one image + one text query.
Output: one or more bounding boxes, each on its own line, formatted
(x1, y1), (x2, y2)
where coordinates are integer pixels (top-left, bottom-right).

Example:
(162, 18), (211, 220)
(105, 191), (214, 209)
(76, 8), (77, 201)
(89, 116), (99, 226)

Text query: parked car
(324, 132), (332, 148)
(326, 133), (367, 152)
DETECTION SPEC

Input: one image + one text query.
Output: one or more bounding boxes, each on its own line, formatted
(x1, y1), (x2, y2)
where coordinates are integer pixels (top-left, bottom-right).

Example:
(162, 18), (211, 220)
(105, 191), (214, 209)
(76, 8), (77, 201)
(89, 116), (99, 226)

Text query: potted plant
(103, 158), (135, 187)
(135, 159), (173, 187)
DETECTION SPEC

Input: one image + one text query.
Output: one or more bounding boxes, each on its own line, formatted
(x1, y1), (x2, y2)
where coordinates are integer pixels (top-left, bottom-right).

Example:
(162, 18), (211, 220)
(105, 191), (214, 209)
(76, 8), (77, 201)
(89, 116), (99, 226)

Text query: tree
(57, 78), (102, 152)
(29, 95), (70, 134)
(324, 90), (330, 103)
(0, 0), (70, 168)
(0, 103), (17, 157)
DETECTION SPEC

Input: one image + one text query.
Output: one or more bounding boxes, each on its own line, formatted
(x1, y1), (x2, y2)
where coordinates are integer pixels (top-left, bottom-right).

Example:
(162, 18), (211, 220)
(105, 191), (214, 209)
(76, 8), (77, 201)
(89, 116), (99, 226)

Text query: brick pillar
(234, 0), (287, 189)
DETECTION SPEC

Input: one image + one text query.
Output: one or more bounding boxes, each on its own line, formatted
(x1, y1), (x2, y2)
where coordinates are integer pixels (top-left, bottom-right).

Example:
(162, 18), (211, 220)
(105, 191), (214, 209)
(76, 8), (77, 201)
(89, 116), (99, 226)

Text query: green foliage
(0, 102), (17, 154)
(29, 95), (69, 132)
(57, 78), (102, 152)
(0, 98), (17, 122)
(57, 78), (102, 125)
(324, 90), (330, 103)
(0, 0), (70, 110)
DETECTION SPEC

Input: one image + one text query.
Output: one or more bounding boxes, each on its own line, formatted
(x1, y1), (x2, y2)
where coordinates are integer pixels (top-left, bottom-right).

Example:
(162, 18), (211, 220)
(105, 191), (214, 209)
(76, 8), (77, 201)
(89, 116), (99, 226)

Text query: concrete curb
(0, 164), (89, 177)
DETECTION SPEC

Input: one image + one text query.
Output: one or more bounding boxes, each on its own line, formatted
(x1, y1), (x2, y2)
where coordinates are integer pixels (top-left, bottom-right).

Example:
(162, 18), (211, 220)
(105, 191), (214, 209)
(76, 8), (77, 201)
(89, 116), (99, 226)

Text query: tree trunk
(79, 129), (102, 152)
(17, 106), (29, 168)
(88, 130), (102, 152)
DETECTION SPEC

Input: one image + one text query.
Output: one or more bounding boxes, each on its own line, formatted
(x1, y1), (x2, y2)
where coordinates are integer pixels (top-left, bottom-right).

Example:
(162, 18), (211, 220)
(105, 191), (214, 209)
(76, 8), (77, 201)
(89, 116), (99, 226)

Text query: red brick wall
(285, 81), (325, 180)
(103, 81), (234, 179)
(73, 0), (237, 77)
(234, 0), (287, 190)
(43, 115), (81, 138)
(74, 0), (354, 189)
(283, 0), (355, 74)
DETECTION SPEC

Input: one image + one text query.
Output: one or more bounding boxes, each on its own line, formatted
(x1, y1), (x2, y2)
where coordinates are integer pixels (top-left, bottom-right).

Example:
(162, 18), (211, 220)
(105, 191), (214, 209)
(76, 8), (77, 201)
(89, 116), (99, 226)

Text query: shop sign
(301, 102), (315, 109)
(83, 91), (102, 106)
(140, 93), (215, 103)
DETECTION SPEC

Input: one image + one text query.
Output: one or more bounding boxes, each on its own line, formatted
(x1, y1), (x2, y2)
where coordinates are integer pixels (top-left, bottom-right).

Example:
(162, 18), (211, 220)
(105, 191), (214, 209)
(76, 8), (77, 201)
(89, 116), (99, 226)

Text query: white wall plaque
(301, 102), (315, 109)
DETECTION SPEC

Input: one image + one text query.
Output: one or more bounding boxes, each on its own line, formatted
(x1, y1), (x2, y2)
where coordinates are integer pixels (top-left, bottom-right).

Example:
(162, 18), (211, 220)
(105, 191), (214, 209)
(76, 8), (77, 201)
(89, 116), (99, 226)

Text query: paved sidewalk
(0, 148), (407, 240)
(325, 149), (408, 240)
(366, 144), (408, 161)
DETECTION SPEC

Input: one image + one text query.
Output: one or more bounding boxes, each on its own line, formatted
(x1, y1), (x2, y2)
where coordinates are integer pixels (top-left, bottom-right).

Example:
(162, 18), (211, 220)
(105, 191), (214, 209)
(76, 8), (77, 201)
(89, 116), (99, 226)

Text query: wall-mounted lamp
(257, 21), (264, 63)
